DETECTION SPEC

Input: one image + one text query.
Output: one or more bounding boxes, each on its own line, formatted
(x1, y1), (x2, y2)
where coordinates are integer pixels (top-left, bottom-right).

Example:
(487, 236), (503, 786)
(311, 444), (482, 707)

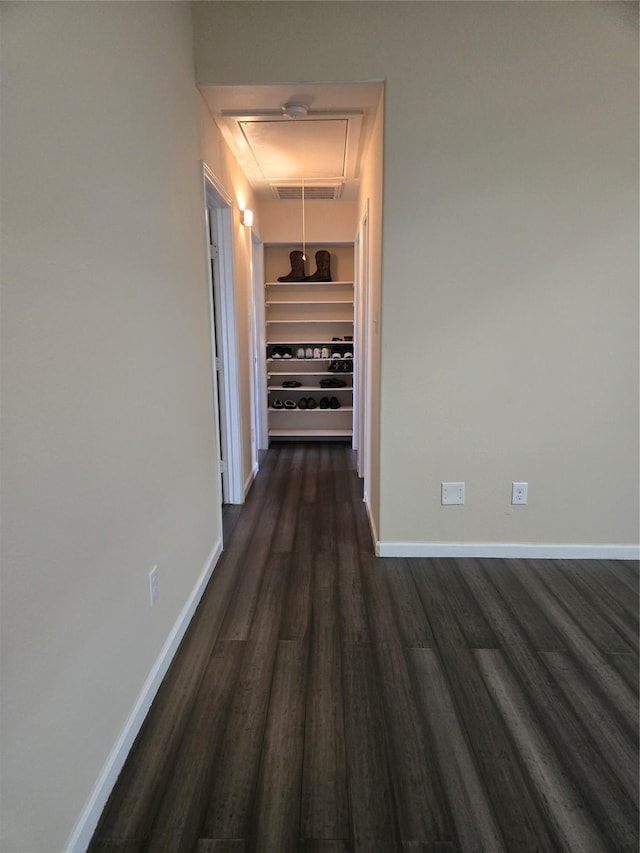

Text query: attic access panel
(240, 118), (348, 181)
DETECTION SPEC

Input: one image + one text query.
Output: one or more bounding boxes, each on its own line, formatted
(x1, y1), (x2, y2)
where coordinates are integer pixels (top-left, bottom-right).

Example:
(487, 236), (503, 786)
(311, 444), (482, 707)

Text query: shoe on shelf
(272, 347), (282, 359)
(342, 350), (353, 359)
(320, 377), (346, 389)
(332, 337), (343, 342)
(298, 398), (308, 410)
(305, 347), (313, 359)
(283, 380), (302, 388)
(319, 397), (330, 409)
(296, 347), (305, 359)
(284, 399), (297, 409)
(277, 250), (306, 282)
(282, 347), (292, 359)
(313, 347), (321, 359)
(306, 397), (317, 410)
(321, 347), (330, 359)
(273, 398), (284, 409)
(305, 249), (332, 282)
(330, 397), (340, 409)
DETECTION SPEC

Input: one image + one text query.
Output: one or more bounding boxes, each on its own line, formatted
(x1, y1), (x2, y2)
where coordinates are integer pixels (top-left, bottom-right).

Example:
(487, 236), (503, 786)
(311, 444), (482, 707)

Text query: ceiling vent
(271, 183), (343, 201)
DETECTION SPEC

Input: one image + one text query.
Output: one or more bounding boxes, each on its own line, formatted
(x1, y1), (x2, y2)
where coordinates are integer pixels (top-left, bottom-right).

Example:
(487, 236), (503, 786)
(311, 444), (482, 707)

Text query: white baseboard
(375, 541), (640, 560)
(65, 537), (223, 853)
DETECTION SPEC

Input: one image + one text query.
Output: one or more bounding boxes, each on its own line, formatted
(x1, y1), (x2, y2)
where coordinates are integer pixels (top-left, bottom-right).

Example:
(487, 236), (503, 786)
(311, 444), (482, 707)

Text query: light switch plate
(442, 482), (465, 505)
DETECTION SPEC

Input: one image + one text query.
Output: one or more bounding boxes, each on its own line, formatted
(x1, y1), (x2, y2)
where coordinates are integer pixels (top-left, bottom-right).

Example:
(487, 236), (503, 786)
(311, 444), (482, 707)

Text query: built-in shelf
(269, 386), (351, 392)
(268, 428), (353, 438)
(264, 246), (355, 443)
(265, 280), (354, 287)
(266, 300), (353, 306)
(267, 319), (352, 324)
(269, 406), (353, 412)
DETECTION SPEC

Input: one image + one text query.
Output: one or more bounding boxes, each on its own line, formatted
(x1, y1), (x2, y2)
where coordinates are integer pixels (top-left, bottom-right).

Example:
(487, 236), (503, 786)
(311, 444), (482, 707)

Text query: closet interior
(263, 243), (355, 442)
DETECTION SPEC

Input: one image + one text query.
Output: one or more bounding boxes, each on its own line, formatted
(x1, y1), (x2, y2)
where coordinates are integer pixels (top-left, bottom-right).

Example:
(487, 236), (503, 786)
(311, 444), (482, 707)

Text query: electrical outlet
(512, 482), (528, 505)
(149, 566), (158, 606)
(442, 482), (465, 505)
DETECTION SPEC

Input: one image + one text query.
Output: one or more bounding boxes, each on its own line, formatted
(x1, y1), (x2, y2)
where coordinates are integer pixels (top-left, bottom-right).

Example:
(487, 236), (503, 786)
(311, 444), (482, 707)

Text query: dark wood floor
(90, 443), (639, 853)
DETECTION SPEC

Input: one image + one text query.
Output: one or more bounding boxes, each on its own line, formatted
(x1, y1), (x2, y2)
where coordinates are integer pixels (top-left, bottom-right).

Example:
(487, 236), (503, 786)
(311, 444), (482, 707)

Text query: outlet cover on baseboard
(442, 482), (465, 505)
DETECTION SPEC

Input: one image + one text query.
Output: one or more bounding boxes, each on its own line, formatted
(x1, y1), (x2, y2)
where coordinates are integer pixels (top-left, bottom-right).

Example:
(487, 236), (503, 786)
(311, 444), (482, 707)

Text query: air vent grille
(271, 184), (342, 201)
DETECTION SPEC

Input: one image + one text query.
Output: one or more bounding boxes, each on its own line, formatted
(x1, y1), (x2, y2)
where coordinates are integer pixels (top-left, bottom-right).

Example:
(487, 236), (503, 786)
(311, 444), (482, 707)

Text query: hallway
(90, 443), (639, 852)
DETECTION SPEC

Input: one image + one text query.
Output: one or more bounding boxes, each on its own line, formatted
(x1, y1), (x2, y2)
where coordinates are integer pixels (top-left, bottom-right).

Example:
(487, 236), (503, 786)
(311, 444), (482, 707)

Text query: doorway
(202, 162), (244, 507)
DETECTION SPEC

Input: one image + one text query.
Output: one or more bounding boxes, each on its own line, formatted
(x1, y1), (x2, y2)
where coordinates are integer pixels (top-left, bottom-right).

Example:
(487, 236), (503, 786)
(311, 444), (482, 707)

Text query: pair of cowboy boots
(277, 249), (332, 282)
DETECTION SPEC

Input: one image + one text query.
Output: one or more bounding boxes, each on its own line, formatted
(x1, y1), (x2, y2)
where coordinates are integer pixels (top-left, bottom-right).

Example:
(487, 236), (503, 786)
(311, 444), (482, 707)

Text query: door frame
(251, 231), (269, 450)
(201, 162), (244, 505)
(355, 200), (371, 488)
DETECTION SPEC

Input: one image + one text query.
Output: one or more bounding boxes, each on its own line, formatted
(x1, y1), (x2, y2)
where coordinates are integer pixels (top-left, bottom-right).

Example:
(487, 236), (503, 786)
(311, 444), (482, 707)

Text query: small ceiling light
(282, 102), (308, 120)
(240, 209), (253, 227)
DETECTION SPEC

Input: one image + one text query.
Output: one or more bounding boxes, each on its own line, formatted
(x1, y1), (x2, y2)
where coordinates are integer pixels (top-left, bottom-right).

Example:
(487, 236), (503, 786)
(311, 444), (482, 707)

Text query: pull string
(301, 175), (306, 261)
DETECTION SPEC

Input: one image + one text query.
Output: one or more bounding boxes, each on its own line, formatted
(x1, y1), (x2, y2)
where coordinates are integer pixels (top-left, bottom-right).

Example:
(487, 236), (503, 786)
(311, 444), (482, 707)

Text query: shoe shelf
(268, 428), (353, 438)
(264, 281), (353, 292)
(266, 337), (353, 346)
(269, 382), (352, 391)
(269, 406), (353, 412)
(267, 357), (352, 362)
(267, 319), (352, 323)
(265, 300), (353, 306)
(264, 244), (355, 443)
(267, 368), (352, 379)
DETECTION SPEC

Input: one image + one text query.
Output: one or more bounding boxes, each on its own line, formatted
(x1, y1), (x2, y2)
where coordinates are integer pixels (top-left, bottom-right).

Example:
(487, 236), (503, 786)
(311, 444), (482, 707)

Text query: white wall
(0, 4), (225, 850)
(194, 1), (639, 553)
(258, 200), (357, 245)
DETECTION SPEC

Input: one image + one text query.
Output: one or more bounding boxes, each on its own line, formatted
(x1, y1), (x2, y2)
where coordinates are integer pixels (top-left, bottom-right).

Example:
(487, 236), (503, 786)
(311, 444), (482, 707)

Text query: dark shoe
(278, 250), (306, 282)
(306, 397), (317, 410)
(320, 377), (346, 388)
(299, 398), (308, 410)
(283, 380), (302, 388)
(272, 347), (282, 359)
(329, 397), (340, 409)
(319, 397), (330, 409)
(305, 249), (331, 282)
(281, 347), (292, 359)
(273, 398), (284, 409)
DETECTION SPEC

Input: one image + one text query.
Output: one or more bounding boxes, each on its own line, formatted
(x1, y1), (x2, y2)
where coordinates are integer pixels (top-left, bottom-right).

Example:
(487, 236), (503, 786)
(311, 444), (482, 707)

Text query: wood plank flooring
(89, 443), (639, 853)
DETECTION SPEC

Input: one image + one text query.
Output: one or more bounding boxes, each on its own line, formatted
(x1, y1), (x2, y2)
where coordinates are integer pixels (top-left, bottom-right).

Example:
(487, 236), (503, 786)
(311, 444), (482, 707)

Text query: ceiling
(199, 83), (383, 201)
